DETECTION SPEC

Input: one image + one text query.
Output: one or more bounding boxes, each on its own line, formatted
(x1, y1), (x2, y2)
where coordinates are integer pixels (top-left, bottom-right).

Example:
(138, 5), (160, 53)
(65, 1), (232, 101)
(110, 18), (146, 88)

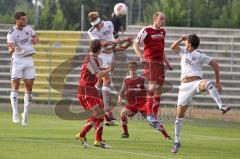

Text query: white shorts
(98, 52), (113, 69)
(11, 56), (36, 80)
(177, 79), (202, 106)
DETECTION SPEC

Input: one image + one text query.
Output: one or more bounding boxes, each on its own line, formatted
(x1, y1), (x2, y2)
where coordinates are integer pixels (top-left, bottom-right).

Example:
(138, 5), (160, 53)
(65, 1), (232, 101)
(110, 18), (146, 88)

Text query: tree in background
(0, 0), (15, 23)
(0, 0), (239, 29)
(38, 0), (66, 30)
(213, 0), (240, 28)
(190, 0), (221, 27)
(0, 0), (34, 24)
(143, 0), (239, 28)
(58, 0), (125, 30)
(230, 0), (240, 28)
(143, 0), (187, 26)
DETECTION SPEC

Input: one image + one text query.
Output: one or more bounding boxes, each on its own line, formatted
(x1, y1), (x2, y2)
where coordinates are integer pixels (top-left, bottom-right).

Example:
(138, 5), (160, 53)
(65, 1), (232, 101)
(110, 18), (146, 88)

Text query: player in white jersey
(7, 12), (38, 126)
(170, 34), (231, 153)
(87, 12), (131, 126)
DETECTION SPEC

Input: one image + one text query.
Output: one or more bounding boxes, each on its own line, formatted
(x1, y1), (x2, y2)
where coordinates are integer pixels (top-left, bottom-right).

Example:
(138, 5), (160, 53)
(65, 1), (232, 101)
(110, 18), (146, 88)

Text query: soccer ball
(114, 3), (127, 16)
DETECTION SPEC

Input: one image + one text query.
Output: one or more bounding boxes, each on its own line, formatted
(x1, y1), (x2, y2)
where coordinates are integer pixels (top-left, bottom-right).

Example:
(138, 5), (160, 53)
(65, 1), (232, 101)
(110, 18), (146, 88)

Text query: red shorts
(77, 86), (103, 110)
(125, 103), (147, 114)
(143, 60), (165, 86)
(78, 95), (103, 110)
(77, 85), (100, 98)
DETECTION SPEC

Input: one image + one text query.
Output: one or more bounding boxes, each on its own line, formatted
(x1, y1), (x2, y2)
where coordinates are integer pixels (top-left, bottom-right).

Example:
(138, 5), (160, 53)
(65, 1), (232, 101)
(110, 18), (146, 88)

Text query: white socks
(174, 117), (184, 143)
(10, 90), (19, 116)
(23, 92), (32, 117)
(206, 82), (223, 109)
(10, 90), (32, 116)
(102, 86), (111, 111)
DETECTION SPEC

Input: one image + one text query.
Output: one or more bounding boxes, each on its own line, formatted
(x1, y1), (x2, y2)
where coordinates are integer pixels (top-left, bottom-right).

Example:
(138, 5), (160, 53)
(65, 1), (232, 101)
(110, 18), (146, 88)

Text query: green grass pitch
(0, 111), (239, 159)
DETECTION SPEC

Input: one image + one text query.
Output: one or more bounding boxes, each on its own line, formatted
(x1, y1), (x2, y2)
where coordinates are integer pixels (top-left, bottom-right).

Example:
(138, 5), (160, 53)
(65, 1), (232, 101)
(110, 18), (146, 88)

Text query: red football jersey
(123, 75), (147, 105)
(136, 26), (166, 62)
(79, 54), (101, 87)
(77, 54), (102, 98)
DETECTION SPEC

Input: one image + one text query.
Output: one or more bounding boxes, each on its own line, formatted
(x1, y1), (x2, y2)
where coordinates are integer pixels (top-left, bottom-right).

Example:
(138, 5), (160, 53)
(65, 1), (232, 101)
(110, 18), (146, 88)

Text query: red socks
(120, 115), (128, 134)
(80, 116), (96, 138)
(80, 116), (104, 142)
(95, 118), (104, 141)
(153, 96), (160, 119)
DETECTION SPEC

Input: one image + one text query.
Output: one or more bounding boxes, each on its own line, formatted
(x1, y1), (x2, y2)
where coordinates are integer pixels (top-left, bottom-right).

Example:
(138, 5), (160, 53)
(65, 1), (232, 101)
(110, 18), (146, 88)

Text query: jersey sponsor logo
(20, 38), (29, 45)
(185, 58), (194, 65)
(102, 29), (111, 36)
(151, 34), (164, 39)
(127, 88), (142, 91)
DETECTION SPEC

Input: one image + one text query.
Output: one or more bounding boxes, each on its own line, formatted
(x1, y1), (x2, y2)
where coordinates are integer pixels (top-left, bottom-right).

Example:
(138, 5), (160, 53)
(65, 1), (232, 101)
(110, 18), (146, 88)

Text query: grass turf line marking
(0, 137), (177, 159)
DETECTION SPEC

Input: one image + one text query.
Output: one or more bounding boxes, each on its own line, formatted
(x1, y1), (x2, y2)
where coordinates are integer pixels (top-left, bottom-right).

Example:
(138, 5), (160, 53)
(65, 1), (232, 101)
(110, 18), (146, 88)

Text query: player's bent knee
(11, 79), (21, 90)
(199, 80), (209, 92)
(176, 113), (185, 118)
(176, 106), (187, 118)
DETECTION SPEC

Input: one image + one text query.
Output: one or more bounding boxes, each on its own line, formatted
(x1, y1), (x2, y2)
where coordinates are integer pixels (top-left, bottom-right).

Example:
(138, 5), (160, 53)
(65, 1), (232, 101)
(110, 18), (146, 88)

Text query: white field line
(0, 137), (177, 159)
(125, 129), (240, 141)
(101, 148), (177, 159)
(191, 134), (240, 142)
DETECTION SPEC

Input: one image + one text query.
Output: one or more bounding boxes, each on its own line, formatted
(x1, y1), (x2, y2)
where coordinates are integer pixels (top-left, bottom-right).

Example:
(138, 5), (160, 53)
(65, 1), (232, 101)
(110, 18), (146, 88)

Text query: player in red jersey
(75, 39), (113, 148)
(118, 61), (171, 139)
(133, 12), (173, 126)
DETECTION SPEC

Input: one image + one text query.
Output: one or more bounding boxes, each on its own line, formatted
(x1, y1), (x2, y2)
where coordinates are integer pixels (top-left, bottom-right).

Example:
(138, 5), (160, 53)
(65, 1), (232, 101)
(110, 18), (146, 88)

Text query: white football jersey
(7, 25), (36, 58)
(87, 21), (115, 42)
(179, 46), (212, 80)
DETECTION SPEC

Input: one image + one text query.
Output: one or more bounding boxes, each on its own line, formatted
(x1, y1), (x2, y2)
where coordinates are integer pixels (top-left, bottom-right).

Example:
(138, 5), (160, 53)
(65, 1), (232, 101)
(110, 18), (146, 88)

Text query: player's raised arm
(170, 36), (187, 53)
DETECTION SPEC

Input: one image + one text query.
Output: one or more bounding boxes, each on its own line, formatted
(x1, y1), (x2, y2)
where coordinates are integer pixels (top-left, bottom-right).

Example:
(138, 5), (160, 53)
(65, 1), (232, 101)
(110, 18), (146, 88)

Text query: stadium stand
(0, 25), (239, 108)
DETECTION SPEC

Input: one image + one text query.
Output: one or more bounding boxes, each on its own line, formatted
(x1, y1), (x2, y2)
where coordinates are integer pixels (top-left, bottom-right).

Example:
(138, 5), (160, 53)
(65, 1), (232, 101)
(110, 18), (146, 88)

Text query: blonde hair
(88, 12), (99, 22)
(153, 12), (165, 19)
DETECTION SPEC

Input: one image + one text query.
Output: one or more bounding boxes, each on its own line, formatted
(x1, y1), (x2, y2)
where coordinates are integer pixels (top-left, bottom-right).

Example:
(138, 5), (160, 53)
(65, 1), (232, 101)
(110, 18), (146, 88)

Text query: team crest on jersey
(26, 32), (29, 36)
(192, 57), (196, 61)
